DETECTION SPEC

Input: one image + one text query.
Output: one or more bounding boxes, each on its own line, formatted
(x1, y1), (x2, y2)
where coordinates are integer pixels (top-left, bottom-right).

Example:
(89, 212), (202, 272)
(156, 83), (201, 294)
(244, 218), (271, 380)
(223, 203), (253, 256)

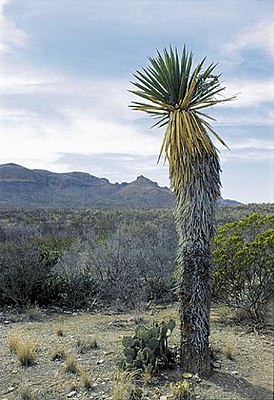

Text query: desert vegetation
(0, 204), (273, 310)
(0, 204), (273, 399)
(213, 213), (274, 324)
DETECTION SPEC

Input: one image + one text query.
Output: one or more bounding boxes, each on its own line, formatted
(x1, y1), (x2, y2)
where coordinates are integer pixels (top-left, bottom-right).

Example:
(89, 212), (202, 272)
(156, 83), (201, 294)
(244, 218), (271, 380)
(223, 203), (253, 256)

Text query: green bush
(0, 239), (54, 306)
(213, 213), (274, 323)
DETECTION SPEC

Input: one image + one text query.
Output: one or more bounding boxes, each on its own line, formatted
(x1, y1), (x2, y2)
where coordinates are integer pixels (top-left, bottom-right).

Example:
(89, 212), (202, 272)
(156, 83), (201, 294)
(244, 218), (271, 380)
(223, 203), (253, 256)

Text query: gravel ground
(0, 306), (273, 400)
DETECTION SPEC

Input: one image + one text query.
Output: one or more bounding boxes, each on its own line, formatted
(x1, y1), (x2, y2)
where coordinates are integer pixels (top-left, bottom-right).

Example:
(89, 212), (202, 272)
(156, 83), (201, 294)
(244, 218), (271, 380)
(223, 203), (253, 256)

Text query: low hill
(0, 163), (241, 208)
(0, 163), (173, 208)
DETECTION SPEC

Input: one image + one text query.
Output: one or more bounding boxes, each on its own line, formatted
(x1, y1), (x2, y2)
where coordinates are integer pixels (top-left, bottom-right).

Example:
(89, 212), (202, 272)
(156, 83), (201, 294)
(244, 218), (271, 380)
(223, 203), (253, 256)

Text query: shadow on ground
(209, 371), (273, 400)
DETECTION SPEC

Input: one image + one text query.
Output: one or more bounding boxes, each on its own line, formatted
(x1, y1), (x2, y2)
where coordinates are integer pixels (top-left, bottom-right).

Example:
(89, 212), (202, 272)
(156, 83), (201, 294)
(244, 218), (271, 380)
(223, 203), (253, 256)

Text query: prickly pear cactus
(120, 319), (176, 372)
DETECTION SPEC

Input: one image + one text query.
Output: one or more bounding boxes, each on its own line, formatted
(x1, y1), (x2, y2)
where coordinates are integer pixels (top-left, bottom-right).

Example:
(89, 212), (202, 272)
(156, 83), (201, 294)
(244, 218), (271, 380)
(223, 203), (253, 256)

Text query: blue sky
(0, 0), (273, 203)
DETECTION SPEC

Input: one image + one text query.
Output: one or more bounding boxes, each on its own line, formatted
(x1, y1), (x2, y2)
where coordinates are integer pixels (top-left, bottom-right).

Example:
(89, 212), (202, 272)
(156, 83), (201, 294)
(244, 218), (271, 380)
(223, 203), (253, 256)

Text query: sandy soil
(0, 306), (273, 400)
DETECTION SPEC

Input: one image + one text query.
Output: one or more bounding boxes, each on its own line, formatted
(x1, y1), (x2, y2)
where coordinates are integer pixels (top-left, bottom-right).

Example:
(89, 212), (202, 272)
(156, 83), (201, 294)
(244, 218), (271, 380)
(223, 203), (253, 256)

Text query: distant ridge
(0, 163), (242, 208)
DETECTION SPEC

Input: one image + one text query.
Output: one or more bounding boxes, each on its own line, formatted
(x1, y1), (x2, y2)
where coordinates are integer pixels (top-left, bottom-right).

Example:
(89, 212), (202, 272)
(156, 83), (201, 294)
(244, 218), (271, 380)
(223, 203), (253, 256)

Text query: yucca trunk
(172, 150), (221, 376)
(178, 238), (213, 375)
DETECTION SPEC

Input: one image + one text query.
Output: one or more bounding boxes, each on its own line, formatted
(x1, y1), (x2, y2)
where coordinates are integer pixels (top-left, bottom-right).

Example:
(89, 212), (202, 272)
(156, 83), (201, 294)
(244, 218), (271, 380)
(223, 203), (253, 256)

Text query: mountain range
(0, 163), (241, 208)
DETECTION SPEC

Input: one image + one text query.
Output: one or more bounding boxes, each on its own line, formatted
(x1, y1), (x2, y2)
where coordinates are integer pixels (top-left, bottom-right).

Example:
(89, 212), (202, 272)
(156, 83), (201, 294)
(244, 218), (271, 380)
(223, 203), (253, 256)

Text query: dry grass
(19, 385), (34, 400)
(0, 306), (273, 400)
(112, 369), (141, 400)
(8, 328), (21, 352)
(80, 369), (92, 390)
(8, 329), (37, 366)
(64, 353), (79, 374)
(24, 303), (43, 322)
(50, 346), (66, 361)
(170, 380), (191, 400)
(224, 342), (234, 360)
(142, 367), (153, 385)
(76, 336), (98, 353)
(56, 322), (65, 337)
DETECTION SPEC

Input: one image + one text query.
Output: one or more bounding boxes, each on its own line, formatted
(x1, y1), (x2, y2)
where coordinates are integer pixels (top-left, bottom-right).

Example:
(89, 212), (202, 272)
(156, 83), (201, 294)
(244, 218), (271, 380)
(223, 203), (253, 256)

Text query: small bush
(24, 303), (43, 321)
(51, 241), (97, 308)
(51, 347), (66, 361)
(19, 386), (34, 400)
(224, 343), (234, 360)
(8, 328), (21, 352)
(8, 329), (37, 366)
(0, 239), (59, 307)
(80, 369), (92, 390)
(65, 354), (79, 374)
(16, 340), (37, 367)
(55, 321), (65, 337)
(213, 213), (274, 323)
(76, 337), (98, 353)
(89, 222), (177, 308)
(112, 370), (142, 400)
(170, 379), (192, 400)
(142, 366), (153, 384)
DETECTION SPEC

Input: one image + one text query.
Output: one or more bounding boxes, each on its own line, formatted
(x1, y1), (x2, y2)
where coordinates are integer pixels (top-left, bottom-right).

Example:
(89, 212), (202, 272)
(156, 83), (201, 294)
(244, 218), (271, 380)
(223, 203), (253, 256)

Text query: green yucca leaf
(135, 69), (170, 99)
(129, 45), (235, 188)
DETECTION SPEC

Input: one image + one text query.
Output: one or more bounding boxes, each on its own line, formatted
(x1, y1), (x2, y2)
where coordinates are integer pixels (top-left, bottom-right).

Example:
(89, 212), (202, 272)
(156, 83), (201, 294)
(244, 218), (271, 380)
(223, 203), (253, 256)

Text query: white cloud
(225, 18), (274, 58)
(0, 106), (36, 118)
(0, 0), (10, 8)
(0, 104), (161, 171)
(214, 112), (274, 127)
(51, 107), (160, 156)
(0, 0), (28, 53)
(0, 54), (135, 124)
(0, 54), (63, 93)
(231, 138), (274, 151)
(222, 151), (274, 162)
(218, 79), (274, 108)
(0, 23), (156, 171)
(220, 138), (274, 162)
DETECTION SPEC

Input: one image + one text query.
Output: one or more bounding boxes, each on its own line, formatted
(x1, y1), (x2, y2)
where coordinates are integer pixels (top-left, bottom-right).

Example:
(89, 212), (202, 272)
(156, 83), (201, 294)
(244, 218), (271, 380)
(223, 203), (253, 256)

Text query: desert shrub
(0, 239), (53, 306)
(8, 329), (37, 366)
(64, 353), (79, 374)
(56, 322), (65, 336)
(19, 386), (34, 400)
(0, 220), (65, 306)
(50, 221), (176, 309)
(213, 213), (274, 323)
(80, 369), (93, 390)
(2, 206), (274, 309)
(51, 240), (97, 307)
(170, 379), (193, 400)
(51, 347), (66, 361)
(24, 303), (44, 321)
(112, 370), (143, 400)
(89, 222), (177, 308)
(3, 221), (41, 242)
(76, 337), (98, 353)
(0, 209), (178, 308)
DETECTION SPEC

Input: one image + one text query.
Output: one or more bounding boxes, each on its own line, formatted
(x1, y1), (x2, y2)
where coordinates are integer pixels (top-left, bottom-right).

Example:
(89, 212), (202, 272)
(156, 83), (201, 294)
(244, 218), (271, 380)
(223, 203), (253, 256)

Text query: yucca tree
(130, 46), (233, 376)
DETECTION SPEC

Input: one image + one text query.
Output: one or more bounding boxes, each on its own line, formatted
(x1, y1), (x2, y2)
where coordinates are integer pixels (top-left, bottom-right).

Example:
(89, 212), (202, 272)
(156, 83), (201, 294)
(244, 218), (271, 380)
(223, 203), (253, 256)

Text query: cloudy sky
(0, 0), (273, 203)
